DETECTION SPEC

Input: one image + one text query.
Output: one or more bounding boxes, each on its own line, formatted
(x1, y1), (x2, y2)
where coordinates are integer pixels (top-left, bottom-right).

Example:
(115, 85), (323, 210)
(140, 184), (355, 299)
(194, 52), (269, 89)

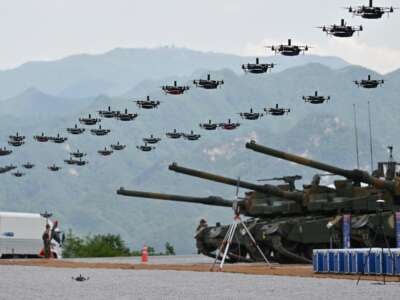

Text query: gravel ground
(1, 266), (400, 300)
(65, 255), (215, 265)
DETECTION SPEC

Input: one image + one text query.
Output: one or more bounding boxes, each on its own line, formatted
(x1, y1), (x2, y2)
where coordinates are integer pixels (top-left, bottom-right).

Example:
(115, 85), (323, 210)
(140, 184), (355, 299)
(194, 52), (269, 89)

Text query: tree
(62, 230), (130, 258)
(165, 242), (175, 255)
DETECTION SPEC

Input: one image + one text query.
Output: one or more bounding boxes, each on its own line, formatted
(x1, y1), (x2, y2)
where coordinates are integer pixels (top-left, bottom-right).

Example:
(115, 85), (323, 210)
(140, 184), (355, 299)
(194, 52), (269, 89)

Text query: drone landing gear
(210, 214), (271, 271)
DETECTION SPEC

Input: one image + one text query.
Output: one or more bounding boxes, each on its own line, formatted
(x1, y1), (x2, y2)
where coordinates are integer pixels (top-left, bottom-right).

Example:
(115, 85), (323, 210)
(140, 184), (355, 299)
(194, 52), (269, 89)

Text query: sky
(0, 0), (399, 73)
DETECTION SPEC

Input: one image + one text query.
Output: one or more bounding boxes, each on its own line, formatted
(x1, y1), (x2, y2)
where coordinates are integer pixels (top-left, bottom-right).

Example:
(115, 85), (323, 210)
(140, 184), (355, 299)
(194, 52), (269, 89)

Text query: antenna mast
(353, 104), (360, 169)
(368, 101), (374, 173)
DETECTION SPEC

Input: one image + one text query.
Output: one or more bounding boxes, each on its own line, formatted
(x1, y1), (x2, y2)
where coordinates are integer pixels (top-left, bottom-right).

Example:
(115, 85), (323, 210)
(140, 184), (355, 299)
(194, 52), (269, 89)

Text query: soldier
(195, 219), (208, 254)
(42, 221), (58, 258)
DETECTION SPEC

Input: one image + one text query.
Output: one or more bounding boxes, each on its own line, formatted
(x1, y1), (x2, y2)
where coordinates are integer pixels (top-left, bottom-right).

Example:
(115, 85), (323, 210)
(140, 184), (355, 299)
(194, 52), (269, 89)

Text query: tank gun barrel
(245, 141), (396, 194)
(117, 188), (233, 207)
(168, 163), (303, 202)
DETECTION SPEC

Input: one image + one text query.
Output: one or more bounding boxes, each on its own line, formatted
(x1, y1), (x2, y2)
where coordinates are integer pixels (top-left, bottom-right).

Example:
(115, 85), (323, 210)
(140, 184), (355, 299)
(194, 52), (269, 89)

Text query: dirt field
(1, 259), (399, 282)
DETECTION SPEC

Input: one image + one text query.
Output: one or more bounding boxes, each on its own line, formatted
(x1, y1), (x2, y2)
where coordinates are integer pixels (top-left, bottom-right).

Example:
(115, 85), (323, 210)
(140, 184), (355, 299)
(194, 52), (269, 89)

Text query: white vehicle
(0, 212), (64, 258)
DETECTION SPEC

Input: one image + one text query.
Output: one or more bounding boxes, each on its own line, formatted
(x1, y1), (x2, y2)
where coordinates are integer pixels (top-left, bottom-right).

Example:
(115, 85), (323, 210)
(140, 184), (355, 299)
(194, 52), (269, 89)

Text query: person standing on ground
(42, 221), (58, 258)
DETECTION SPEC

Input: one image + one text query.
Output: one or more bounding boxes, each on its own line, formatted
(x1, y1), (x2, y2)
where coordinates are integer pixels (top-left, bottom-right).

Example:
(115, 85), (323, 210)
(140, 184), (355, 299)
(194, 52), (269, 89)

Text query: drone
(33, 133), (50, 142)
(182, 131), (201, 141)
(48, 164), (62, 172)
(319, 19), (363, 37)
(199, 120), (218, 130)
(116, 108), (138, 121)
(12, 170), (25, 177)
(303, 91), (331, 104)
(67, 124), (85, 135)
(72, 274), (89, 282)
(65, 157), (88, 166)
(50, 134), (68, 144)
(354, 74), (384, 88)
(9, 132), (25, 142)
(264, 104), (291, 116)
(110, 142), (126, 151)
(0, 164), (17, 174)
(266, 39), (310, 56)
(79, 114), (101, 126)
(143, 135), (161, 144)
(98, 106), (120, 118)
(22, 162), (35, 169)
(242, 58), (275, 74)
(219, 119), (241, 130)
(0, 147), (13, 156)
(98, 147), (114, 156)
(8, 140), (25, 147)
(166, 129), (182, 139)
(70, 150), (87, 158)
(137, 143), (155, 152)
(135, 96), (161, 109)
(75, 158), (88, 166)
(161, 81), (190, 95)
(90, 125), (111, 136)
(346, 0), (397, 19)
(239, 108), (264, 120)
(193, 74), (224, 89)
(64, 157), (76, 165)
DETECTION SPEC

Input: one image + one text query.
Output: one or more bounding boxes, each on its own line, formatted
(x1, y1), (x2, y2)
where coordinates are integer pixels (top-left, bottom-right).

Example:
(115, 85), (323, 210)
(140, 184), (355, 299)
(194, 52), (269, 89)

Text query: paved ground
(1, 265), (400, 300)
(65, 255), (215, 265)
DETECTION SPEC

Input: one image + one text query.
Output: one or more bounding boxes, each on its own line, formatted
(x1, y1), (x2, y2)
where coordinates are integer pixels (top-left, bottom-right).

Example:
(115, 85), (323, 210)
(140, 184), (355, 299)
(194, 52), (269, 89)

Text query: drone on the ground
(319, 19), (363, 37)
(266, 39), (310, 56)
(302, 91), (331, 104)
(346, 0), (397, 19)
(242, 58), (275, 74)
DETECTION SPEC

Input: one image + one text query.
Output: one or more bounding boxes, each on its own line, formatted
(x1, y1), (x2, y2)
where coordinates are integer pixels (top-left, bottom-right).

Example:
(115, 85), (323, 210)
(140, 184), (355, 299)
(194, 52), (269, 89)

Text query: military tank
(117, 142), (400, 264)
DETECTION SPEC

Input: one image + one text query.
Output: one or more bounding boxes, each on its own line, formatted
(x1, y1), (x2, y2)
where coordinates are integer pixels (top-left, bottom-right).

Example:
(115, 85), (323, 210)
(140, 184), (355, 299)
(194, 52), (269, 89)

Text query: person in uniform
(195, 219), (208, 254)
(42, 221), (58, 258)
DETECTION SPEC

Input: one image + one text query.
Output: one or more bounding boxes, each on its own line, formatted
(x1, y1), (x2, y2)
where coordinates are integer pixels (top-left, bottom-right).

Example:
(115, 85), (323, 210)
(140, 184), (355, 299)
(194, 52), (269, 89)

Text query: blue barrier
(313, 248), (400, 276)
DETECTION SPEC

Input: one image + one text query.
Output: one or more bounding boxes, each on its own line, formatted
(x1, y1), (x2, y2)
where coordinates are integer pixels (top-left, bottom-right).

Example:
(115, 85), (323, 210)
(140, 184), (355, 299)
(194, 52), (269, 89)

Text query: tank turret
(117, 188), (233, 207)
(245, 140), (400, 199)
(168, 163), (304, 203)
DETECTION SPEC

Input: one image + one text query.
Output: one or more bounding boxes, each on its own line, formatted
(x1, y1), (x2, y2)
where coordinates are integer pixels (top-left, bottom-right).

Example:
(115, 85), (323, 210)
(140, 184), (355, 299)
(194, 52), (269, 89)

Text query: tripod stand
(210, 214), (271, 271)
(356, 199), (394, 285)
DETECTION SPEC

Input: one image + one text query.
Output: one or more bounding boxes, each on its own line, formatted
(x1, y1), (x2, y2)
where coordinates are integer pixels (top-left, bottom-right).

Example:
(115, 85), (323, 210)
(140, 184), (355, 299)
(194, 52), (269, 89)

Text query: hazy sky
(0, 0), (399, 73)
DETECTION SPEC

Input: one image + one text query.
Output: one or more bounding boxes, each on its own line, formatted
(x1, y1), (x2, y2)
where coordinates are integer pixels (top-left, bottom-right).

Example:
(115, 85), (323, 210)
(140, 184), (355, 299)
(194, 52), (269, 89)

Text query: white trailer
(0, 212), (63, 258)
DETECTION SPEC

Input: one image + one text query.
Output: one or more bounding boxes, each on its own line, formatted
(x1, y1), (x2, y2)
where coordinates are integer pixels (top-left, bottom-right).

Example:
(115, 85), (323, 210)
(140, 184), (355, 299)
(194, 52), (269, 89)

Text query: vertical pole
(353, 104), (360, 169)
(368, 101), (374, 173)
(343, 214), (351, 249)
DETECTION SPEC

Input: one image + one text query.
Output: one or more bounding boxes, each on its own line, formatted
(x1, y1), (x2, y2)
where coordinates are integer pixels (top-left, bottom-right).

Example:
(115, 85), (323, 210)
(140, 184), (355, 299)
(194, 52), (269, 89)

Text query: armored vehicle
(118, 141), (400, 264)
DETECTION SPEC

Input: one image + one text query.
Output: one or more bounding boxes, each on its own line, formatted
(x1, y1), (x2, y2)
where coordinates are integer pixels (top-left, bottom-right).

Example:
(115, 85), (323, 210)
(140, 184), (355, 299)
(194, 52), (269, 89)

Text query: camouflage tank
(117, 142), (400, 264)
